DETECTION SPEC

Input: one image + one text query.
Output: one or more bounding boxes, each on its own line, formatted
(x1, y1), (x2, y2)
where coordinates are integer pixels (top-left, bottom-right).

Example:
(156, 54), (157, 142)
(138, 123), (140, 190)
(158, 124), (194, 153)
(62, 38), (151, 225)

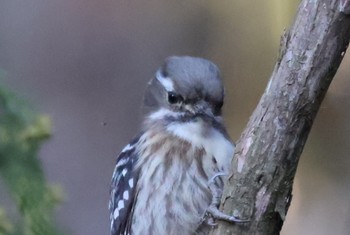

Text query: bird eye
(214, 101), (224, 115)
(167, 92), (183, 104)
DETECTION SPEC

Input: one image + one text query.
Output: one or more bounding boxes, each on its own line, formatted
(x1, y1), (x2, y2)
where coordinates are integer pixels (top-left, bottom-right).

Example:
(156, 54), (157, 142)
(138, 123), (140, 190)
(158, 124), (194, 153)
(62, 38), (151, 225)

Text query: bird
(109, 56), (247, 235)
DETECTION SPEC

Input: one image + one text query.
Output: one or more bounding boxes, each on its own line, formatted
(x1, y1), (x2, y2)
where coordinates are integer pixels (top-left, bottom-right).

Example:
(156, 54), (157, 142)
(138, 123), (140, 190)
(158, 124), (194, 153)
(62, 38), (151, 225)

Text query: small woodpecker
(109, 56), (248, 235)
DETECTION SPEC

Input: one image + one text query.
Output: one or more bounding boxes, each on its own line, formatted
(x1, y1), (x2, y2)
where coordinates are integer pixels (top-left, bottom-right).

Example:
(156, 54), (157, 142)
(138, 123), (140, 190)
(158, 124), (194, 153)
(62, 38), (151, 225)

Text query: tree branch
(211, 0), (350, 234)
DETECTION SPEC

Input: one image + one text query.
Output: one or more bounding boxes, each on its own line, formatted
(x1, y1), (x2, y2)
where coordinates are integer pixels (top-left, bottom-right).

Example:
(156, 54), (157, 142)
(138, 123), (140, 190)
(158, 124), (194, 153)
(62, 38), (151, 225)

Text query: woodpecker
(109, 56), (247, 235)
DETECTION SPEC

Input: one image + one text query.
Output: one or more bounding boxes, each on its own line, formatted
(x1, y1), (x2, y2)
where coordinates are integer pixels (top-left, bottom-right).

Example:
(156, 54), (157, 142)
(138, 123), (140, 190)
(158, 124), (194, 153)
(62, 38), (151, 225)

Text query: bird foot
(206, 206), (250, 223)
(206, 217), (218, 227)
(208, 172), (227, 186)
(205, 171), (250, 224)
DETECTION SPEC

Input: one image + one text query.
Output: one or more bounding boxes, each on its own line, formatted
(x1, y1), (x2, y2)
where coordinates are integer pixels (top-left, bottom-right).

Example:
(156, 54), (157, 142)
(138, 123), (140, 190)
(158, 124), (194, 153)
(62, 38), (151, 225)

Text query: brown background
(1, 1), (350, 234)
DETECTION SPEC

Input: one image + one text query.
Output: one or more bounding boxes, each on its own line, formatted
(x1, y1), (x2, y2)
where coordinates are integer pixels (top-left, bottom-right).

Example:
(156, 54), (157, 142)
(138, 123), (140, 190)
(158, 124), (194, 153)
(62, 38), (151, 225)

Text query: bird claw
(206, 217), (218, 227)
(206, 206), (250, 224)
(205, 171), (250, 224)
(208, 172), (227, 186)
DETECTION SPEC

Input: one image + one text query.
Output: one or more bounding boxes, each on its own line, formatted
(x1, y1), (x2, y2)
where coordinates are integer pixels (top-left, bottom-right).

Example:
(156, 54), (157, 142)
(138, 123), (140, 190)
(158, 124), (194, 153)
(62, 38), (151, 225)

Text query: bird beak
(193, 100), (215, 119)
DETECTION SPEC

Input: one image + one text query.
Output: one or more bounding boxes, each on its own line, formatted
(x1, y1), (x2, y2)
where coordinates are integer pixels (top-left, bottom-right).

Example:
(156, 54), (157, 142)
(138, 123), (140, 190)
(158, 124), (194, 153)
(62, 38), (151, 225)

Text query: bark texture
(211, 0), (350, 234)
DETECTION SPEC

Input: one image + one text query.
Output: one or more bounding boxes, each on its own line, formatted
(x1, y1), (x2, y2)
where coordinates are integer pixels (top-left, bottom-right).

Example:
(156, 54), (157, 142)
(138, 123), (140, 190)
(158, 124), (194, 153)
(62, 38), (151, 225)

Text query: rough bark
(211, 0), (350, 234)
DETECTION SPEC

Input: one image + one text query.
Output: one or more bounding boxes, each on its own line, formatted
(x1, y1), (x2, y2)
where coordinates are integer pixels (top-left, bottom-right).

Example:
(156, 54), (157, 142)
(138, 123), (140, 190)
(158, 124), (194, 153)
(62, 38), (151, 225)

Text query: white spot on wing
(128, 178), (134, 188)
(122, 168), (128, 176)
(121, 144), (133, 153)
(117, 200), (125, 210)
(123, 191), (129, 200)
(116, 157), (129, 168)
(113, 208), (119, 219)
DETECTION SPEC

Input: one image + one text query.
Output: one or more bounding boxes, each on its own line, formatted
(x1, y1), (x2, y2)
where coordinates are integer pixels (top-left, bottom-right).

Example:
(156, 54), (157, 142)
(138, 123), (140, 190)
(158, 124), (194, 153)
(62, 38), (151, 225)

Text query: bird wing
(109, 135), (141, 235)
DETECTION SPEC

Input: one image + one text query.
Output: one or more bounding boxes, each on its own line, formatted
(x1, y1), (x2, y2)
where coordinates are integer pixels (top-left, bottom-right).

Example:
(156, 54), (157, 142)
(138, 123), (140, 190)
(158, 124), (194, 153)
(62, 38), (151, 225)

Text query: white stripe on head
(148, 108), (173, 120)
(156, 70), (174, 92)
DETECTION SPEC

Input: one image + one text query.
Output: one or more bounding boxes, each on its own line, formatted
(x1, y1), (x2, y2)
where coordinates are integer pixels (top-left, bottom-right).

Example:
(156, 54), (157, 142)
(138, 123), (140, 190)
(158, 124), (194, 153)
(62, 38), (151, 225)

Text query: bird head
(144, 56), (225, 123)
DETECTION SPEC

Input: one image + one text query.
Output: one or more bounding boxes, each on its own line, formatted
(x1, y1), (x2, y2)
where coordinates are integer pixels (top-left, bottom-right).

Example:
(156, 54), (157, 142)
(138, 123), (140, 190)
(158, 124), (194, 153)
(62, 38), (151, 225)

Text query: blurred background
(0, 0), (349, 234)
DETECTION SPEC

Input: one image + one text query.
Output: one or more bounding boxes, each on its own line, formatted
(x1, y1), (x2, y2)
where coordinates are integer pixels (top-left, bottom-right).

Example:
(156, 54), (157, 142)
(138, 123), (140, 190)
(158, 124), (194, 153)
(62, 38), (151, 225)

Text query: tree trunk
(211, 0), (350, 234)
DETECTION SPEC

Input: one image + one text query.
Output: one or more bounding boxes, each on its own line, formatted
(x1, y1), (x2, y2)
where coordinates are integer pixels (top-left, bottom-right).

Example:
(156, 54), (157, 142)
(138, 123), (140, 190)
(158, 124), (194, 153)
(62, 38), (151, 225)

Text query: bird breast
(131, 121), (234, 235)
